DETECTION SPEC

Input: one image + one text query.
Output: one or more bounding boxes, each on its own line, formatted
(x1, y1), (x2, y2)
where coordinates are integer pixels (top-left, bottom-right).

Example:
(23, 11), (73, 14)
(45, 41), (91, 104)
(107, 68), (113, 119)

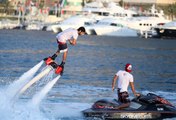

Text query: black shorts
(118, 89), (130, 103)
(57, 43), (68, 53)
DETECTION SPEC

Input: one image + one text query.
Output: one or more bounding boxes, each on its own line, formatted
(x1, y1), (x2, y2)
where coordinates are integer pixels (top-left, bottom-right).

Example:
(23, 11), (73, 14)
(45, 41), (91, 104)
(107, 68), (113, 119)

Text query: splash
(5, 60), (44, 99)
(0, 60), (54, 120)
(18, 66), (53, 96)
(31, 75), (61, 106)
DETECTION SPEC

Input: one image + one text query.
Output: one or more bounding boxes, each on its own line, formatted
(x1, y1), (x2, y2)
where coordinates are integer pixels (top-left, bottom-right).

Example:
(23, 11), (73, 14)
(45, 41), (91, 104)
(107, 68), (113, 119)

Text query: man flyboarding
(44, 27), (86, 75)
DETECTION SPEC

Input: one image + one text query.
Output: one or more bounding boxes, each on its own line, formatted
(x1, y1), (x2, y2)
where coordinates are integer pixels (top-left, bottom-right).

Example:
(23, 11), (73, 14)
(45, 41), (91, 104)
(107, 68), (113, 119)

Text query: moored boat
(154, 21), (176, 38)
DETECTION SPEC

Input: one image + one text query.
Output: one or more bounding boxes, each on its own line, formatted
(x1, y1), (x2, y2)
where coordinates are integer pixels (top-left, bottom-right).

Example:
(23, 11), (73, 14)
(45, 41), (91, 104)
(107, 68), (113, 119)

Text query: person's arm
(112, 75), (118, 91)
(68, 39), (76, 45)
(130, 82), (140, 97)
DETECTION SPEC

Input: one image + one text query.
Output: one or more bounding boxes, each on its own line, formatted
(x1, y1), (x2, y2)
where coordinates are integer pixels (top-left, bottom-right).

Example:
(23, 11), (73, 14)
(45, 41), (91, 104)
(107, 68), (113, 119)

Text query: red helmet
(125, 63), (132, 72)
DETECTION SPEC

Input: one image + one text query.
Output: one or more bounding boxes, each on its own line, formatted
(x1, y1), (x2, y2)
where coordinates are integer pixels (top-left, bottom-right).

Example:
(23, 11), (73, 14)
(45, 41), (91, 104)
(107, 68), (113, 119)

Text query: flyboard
(14, 57), (63, 98)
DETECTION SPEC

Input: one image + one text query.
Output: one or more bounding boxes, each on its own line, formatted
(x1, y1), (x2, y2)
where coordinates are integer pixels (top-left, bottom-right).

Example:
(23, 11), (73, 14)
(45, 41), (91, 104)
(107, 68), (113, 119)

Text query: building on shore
(111, 0), (176, 19)
(61, 0), (83, 16)
(5, 0), (84, 17)
(2, 0), (176, 19)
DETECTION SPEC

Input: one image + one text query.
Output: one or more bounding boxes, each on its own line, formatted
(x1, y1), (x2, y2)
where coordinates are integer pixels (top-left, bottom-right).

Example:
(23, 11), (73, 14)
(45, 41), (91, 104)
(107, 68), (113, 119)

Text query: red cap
(125, 63), (132, 72)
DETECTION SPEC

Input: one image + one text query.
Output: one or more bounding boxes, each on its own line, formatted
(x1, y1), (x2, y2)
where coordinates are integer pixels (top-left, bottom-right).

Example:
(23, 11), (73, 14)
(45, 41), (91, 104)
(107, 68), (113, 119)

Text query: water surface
(0, 29), (176, 120)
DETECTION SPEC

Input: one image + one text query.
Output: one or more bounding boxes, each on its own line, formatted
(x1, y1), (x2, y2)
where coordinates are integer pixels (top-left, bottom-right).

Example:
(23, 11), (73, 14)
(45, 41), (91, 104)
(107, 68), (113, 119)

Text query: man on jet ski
(112, 63), (140, 109)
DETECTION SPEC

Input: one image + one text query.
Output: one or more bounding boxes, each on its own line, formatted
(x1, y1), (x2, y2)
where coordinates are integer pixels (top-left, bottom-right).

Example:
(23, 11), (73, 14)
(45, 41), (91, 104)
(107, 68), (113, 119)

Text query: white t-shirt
(116, 70), (134, 93)
(56, 28), (78, 43)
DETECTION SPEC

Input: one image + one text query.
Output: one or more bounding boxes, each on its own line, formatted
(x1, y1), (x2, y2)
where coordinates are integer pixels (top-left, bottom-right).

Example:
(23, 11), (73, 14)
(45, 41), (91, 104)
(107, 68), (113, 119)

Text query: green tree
(39, 0), (44, 9)
(161, 3), (176, 20)
(119, 0), (123, 7)
(1, 0), (11, 14)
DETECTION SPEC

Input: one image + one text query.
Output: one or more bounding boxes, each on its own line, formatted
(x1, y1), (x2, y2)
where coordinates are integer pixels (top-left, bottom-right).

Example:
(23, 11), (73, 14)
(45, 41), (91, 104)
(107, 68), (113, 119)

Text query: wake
(0, 60), (175, 120)
(0, 60), (60, 120)
(31, 75), (61, 106)
(6, 60), (44, 99)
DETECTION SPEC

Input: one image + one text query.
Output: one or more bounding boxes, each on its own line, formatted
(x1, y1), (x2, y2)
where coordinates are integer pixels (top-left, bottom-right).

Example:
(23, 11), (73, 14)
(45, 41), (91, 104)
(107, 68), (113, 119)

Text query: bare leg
(52, 50), (67, 65)
(62, 51), (68, 63)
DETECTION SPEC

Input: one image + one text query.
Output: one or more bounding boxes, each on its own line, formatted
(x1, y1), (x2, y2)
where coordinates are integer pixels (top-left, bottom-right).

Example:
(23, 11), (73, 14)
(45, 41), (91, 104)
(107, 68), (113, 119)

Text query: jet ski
(82, 93), (176, 120)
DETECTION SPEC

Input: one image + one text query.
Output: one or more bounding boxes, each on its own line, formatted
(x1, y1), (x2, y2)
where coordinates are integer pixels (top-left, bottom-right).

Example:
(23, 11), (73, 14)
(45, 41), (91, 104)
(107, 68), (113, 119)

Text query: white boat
(126, 5), (170, 37)
(51, 1), (137, 34)
(51, 15), (97, 33)
(85, 17), (137, 36)
(127, 16), (170, 32)
(25, 20), (46, 31)
(83, 1), (137, 18)
(0, 19), (20, 29)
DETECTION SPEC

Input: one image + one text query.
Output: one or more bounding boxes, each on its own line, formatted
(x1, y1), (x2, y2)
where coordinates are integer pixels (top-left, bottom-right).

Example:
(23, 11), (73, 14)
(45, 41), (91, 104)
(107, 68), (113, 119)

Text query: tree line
(0, 0), (176, 20)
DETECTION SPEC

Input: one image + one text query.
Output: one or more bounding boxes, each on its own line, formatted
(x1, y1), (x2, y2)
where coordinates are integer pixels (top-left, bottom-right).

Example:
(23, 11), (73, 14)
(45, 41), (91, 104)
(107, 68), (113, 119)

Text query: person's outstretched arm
(68, 39), (76, 45)
(112, 75), (118, 91)
(130, 82), (140, 97)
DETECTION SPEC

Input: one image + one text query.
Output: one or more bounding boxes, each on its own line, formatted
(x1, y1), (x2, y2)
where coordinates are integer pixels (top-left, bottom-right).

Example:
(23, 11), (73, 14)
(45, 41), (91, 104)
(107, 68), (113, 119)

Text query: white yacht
(126, 5), (170, 37)
(51, 15), (98, 33)
(83, 1), (137, 18)
(51, 1), (137, 34)
(127, 16), (170, 32)
(85, 17), (137, 36)
(25, 20), (46, 31)
(0, 19), (20, 29)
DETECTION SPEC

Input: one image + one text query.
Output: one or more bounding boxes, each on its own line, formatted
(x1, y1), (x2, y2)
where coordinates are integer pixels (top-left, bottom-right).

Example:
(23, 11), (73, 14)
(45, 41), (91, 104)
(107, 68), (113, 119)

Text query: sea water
(0, 30), (176, 120)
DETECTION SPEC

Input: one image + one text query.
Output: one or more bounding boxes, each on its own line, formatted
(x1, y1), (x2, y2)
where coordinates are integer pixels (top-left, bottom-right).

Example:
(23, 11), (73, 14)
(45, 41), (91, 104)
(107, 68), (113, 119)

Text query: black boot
(60, 61), (65, 67)
(60, 61), (65, 76)
(51, 54), (57, 60)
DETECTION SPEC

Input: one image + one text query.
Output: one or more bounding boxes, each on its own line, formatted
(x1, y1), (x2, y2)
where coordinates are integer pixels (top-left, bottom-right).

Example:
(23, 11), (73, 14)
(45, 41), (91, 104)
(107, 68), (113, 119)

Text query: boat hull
(83, 108), (176, 120)
(155, 28), (176, 38)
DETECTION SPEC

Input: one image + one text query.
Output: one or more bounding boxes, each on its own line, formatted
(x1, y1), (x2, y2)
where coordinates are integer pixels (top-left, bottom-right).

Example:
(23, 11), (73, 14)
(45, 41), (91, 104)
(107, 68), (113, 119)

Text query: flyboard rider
(44, 27), (86, 75)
